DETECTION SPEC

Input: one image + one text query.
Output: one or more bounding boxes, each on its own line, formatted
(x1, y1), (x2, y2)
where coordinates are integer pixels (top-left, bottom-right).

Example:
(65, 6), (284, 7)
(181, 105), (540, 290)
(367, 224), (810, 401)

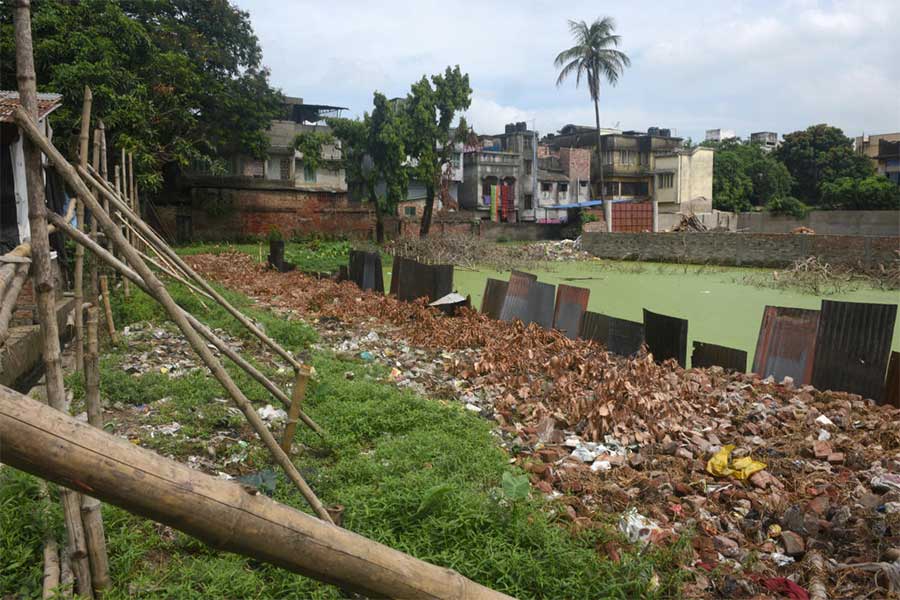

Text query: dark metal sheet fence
(348, 250), (383, 292)
(580, 311), (609, 344)
(691, 341), (747, 372)
(751, 306), (819, 384)
(553, 285), (590, 339)
(607, 317), (644, 356)
(525, 282), (556, 329)
(481, 279), (508, 320)
(885, 352), (900, 408)
(393, 258), (453, 302)
(643, 309), (688, 366)
(499, 273), (533, 324)
(811, 300), (897, 402)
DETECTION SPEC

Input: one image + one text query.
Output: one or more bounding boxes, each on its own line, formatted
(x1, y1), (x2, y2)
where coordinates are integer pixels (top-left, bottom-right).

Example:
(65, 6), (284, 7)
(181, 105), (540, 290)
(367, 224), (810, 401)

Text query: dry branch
(0, 385), (513, 600)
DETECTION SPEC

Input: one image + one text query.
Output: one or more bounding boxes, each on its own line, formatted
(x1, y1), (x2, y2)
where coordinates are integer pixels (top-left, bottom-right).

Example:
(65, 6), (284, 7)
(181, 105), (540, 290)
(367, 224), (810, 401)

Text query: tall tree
(554, 17), (631, 200)
(704, 138), (792, 211)
(405, 66), (471, 237)
(0, 0), (281, 190)
(775, 124), (873, 204)
(327, 92), (409, 243)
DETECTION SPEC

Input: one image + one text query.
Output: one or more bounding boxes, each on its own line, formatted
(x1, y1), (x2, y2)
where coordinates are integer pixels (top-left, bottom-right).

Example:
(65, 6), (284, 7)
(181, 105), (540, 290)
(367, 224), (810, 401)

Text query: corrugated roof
(0, 90), (63, 123)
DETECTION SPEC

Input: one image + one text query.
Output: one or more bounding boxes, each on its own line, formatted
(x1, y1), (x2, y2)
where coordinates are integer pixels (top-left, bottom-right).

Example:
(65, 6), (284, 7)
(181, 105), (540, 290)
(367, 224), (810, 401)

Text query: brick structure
(581, 232), (899, 268)
(611, 202), (653, 232)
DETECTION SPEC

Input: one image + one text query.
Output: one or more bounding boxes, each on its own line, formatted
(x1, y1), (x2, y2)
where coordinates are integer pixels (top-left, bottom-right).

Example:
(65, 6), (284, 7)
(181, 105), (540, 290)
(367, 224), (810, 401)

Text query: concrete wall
(737, 210), (900, 237)
(582, 231), (899, 268)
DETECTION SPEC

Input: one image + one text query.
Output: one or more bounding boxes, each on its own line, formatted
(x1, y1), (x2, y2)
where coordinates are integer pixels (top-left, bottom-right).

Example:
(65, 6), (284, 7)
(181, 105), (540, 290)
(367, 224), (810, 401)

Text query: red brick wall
(612, 201), (653, 233)
(559, 147), (591, 182)
(157, 186), (375, 240)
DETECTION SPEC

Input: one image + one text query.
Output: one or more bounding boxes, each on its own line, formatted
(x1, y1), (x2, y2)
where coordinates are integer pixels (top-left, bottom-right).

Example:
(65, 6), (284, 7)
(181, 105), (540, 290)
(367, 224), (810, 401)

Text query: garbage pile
(671, 214), (708, 232)
(187, 252), (900, 598)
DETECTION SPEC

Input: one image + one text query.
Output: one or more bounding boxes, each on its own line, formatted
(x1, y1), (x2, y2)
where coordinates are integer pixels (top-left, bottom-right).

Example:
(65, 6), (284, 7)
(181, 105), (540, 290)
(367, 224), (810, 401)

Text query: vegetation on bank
(0, 276), (688, 598)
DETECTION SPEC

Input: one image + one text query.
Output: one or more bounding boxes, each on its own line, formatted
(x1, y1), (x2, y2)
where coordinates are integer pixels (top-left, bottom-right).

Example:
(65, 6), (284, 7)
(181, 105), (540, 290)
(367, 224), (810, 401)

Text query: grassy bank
(1, 276), (687, 598)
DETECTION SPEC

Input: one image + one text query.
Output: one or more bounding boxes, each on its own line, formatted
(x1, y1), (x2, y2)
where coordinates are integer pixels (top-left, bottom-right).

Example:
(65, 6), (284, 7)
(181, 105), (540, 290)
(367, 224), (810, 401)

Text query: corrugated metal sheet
(525, 282), (556, 329)
(553, 285), (590, 339)
(811, 300), (897, 402)
(885, 352), (900, 408)
(643, 309), (688, 366)
(607, 316), (644, 356)
(348, 250), (383, 292)
(393, 258), (453, 302)
(389, 256), (402, 295)
(510, 270), (537, 281)
(752, 306), (819, 384)
(481, 279), (508, 320)
(499, 273), (533, 324)
(580, 311), (609, 344)
(692, 341), (748, 372)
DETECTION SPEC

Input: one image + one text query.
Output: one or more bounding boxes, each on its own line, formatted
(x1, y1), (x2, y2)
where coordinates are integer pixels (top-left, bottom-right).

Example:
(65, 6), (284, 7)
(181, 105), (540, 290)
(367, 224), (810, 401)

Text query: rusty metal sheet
(885, 352), (900, 408)
(691, 341), (747, 372)
(525, 282), (555, 329)
(607, 316), (644, 356)
(499, 273), (533, 324)
(643, 309), (689, 367)
(811, 300), (897, 402)
(510, 269), (537, 281)
(752, 306), (819, 384)
(348, 250), (383, 292)
(553, 285), (590, 339)
(481, 279), (508, 320)
(580, 311), (609, 344)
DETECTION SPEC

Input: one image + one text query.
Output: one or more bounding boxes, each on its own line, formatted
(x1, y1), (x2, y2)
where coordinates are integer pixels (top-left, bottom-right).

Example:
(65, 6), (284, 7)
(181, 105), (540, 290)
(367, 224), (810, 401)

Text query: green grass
(176, 240), (355, 274)
(1, 272), (690, 599)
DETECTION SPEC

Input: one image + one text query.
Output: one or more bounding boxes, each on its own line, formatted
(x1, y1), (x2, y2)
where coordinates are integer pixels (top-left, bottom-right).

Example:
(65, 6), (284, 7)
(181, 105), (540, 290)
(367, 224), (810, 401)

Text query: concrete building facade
(705, 128), (736, 143)
(750, 131), (779, 152)
(855, 132), (900, 186)
(653, 146), (715, 217)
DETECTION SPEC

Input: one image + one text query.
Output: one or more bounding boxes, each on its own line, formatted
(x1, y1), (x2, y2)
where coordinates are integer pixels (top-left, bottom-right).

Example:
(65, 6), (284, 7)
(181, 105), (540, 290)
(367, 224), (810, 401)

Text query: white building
(704, 128), (737, 143)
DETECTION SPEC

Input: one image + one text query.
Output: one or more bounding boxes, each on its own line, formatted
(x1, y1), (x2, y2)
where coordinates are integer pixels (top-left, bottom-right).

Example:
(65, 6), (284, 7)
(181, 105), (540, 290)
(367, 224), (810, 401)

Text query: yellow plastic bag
(706, 444), (766, 480)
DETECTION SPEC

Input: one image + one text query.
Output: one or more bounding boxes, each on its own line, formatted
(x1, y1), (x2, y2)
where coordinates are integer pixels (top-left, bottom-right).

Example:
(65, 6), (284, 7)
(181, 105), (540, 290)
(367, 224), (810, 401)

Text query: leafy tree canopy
(774, 124), (873, 204)
(0, 0), (282, 190)
(704, 138), (792, 212)
(293, 131), (334, 175)
(820, 176), (900, 210)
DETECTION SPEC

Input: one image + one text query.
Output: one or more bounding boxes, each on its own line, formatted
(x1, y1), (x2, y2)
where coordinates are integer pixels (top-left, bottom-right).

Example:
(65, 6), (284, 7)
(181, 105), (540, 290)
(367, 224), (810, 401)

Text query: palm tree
(555, 17), (631, 200)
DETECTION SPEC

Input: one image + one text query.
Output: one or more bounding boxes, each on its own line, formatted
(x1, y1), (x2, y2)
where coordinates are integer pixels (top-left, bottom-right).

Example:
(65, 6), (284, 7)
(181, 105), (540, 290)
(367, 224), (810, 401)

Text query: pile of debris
(671, 214), (708, 232)
(187, 252), (900, 598)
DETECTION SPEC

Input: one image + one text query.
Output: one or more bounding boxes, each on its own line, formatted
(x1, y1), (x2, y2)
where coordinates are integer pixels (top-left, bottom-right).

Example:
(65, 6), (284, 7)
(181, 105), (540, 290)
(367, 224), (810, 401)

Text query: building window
(303, 163), (316, 183)
(558, 183), (568, 194)
(524, 159), (532, 175)
(541, 182), (552, 192)
(279, 158), (291, 181)
(404, 206), (416, 217)
(524, 194), (533, 210)
(659, 173), (674, 189)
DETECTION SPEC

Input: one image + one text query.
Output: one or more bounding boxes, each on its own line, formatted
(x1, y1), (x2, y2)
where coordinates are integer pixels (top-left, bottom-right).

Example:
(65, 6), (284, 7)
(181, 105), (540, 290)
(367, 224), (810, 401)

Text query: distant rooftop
(0, 90), (63, 123)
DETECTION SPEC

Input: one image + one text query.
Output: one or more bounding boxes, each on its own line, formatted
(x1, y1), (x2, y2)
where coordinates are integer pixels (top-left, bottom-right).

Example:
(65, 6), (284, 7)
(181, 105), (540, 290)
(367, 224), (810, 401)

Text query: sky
(234, 0), (899, 142)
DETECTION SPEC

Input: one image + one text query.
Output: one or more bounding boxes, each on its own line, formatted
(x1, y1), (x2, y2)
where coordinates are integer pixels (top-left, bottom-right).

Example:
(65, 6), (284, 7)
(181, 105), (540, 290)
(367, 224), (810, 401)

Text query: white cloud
(235, 0), (900, 141)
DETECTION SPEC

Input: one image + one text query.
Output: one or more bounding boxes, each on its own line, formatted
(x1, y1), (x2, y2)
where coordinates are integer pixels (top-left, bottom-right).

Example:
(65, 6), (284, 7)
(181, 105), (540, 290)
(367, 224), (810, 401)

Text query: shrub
(766, 195), (810, 218)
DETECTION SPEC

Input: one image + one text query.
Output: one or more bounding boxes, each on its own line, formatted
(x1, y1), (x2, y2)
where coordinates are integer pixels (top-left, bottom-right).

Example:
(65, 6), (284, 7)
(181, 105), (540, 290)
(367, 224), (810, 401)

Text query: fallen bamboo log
(20, 110), (332, 522)
(82, 165), (303, 372)
(46, 213), (324, 437)
(0, 385), (513, 600)
(13, 5), (93, 596)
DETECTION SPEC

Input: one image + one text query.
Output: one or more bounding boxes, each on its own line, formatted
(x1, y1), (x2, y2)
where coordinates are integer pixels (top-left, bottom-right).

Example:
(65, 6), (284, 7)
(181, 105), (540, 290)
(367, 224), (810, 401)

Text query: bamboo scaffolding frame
(0, 385), (514, 600)
(13, 4), (92, 596)
(19, 109), (332, 522)
(73, 86), (91, 372)
(80, 165), (304, 372)
(46, 213), (324, 437)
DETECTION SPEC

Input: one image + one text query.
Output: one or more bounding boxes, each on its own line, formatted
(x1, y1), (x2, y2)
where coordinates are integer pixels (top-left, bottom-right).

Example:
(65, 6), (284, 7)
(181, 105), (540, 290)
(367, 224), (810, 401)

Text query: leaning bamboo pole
(120, 150), (130, 298)
(73, 86), (91, 372)
(18, 110), (332, 523)
(0, 385), (514, 600)
(46, 213), (324, 437)
(81, 165), (303, 372)
(13, 4), (93, 596)
(79, 126), (111, 593)
(0, 263), (29, 344)
(99, 275), (118, 343)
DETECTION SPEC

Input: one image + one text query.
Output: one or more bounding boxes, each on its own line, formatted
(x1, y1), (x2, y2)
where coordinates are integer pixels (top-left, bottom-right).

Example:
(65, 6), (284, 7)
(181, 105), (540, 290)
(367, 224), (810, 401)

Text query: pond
(388, 259), (900, 371)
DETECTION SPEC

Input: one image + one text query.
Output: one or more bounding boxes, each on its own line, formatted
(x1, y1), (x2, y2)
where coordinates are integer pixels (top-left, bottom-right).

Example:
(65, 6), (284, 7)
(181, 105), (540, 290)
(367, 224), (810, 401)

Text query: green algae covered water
(388, 259), (900, 370)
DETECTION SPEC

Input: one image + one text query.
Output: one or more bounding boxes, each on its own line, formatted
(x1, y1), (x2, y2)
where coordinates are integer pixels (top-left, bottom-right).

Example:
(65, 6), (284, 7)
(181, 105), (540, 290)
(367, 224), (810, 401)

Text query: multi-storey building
(855, 133), (900, 186)
(750, 131), (779, 152)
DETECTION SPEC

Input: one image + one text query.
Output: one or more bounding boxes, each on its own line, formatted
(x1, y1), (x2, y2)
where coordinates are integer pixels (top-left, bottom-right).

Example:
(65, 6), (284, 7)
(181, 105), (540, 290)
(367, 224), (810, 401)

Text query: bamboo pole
(99, 275), (118, 343)
(282, 366), (311, 454)
(42, 537), (60, 599)
(80, 165), (303, 372)
(120, 150), (130, 298)
(0, 263), (29, 344)
(47, 213), (324, 437)
(19, 112), (332, 523)
(81, 127), (111, 593)
(0, 385), (514, 600)
(13, 4), (93, 596)
(73, 85), (92, 372)
(59, 546), (73, 599)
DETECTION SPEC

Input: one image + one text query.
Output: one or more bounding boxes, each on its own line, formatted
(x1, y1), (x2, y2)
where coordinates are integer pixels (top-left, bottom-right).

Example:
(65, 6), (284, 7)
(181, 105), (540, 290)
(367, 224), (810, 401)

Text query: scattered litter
(619, 508), (663, 547)
(258, 404), (287, 423)
(706, 445), (767, 480)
